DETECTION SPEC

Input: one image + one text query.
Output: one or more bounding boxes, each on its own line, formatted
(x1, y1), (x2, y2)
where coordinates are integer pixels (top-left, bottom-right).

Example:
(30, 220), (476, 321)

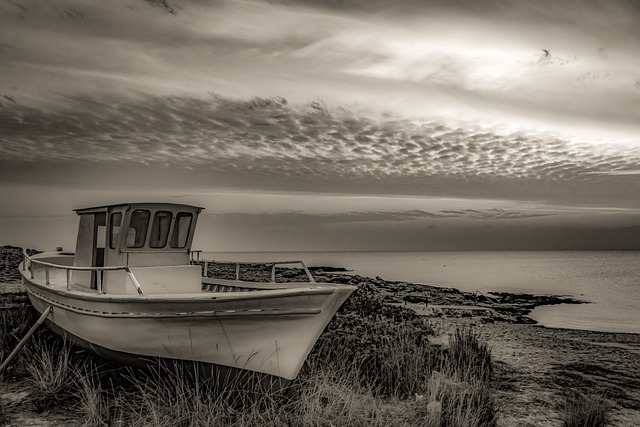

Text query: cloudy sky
(1, 0), (640, 251)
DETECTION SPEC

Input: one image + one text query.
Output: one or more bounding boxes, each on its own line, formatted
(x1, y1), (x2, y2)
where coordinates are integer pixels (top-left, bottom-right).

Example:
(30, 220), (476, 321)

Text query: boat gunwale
(21, 269), (350, 301)
(24, 287), (324, 318)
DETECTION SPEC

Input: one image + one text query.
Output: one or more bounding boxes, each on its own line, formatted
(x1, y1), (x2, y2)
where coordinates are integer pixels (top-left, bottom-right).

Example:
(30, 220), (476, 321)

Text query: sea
(203, 251), (640, 334)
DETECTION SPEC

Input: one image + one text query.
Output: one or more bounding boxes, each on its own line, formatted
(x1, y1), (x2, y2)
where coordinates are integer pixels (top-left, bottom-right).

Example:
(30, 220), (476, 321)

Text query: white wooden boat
(19, 203), (355, 385)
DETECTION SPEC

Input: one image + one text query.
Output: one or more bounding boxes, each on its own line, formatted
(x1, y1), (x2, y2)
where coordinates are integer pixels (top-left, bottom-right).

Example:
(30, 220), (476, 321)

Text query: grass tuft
(423, 374), (498, 427)
(24, 337), (75, 412)
(443, 328), (494, 383)
(560, 392), (611, 427)
(312, 314), (435, 398)
(294, 363), (405, 426)
(71, 362), (114, 427)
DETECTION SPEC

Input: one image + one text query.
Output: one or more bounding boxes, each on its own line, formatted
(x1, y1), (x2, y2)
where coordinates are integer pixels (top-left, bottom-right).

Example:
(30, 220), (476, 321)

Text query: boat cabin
(72, 203), (203, 295)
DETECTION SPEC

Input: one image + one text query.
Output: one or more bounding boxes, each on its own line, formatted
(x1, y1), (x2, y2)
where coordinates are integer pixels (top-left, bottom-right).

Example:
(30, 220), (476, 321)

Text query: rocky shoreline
(0, 244), (590, 326)
(310, 271), (586, 326)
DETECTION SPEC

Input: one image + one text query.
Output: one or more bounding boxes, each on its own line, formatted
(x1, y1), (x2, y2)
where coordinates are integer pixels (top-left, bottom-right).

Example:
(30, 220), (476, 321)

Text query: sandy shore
(351, 272), (640, 426)
(406, 303), (640, 427)
(482, 322), (639, 426)
(2, 246), (639, 426)
(424, 312), (640, 426)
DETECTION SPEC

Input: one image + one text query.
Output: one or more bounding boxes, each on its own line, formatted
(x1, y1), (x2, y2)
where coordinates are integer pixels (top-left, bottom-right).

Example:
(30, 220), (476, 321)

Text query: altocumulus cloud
(2, 94), (640, 207)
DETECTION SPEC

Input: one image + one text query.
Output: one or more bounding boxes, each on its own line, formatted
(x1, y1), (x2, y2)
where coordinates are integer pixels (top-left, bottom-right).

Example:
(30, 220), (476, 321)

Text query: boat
(19, 202), (355, 386)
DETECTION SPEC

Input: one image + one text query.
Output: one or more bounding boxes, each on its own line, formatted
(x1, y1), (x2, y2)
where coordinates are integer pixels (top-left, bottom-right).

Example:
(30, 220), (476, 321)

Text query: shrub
(336, 282), (418, 323)
(312, 313), (435, 398)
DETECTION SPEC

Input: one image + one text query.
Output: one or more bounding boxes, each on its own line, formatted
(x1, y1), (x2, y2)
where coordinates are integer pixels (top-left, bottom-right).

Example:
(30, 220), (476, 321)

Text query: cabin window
(126, 210), (150, 248)
(109, 213), (122, 249)
(149, 211), (172, 248)
(170, 212), (192, 248)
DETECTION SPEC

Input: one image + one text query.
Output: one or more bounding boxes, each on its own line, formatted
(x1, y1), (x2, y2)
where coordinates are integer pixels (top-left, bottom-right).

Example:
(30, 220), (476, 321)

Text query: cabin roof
(74, 202), (204, 215)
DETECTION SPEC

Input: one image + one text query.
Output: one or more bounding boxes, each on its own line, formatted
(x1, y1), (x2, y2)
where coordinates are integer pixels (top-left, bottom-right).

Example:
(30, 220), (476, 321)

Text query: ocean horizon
(202, 250), (640, 334)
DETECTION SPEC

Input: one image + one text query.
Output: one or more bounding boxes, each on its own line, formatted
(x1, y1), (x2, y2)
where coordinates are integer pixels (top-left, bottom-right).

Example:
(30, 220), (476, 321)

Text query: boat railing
(189, 251), (316, 283)
(22, 251), (145, 295)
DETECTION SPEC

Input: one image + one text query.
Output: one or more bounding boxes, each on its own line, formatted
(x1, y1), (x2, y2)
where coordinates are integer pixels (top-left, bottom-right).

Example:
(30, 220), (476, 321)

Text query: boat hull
(42, 319), (289, 389)
(21, 269), (354, 381)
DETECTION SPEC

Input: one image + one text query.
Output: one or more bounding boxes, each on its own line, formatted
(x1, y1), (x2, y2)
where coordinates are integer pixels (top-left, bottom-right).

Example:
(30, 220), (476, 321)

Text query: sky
(1, 0), (640, 251)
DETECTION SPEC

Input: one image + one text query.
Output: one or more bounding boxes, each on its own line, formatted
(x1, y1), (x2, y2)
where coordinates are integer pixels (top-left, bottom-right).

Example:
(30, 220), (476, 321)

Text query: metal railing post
(124, 267), (144, 295)
(300, 261), (316, 283)
(97, 270), (103, 294)
(45, 266), (50, 285)
(271, 264), (276, 283)
(235, 263), (240, 280)
(66, 269), (71, 290)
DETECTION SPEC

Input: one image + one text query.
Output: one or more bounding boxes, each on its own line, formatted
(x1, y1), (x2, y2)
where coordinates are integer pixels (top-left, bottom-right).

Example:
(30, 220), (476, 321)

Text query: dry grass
(0, 308), (33, 366)
(416, 374), (497, 427)
(560, 392), (611, 427)
(1, 282), (500, 426)
(14, 322), (497, 427)
(293, 363), (409, 426)
(442, 328), (494, 383)
(311, 314), (435, 398)
(107, 361), (409, 427)
(23, 336), (75, 412)
(72, 363), (112, 427)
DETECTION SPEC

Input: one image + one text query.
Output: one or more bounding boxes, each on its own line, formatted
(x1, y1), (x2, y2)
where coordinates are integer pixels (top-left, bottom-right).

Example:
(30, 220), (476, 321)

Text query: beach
(423, 314), (640, 426)
(1, 245), (639, 426)
(481, 322), (639, 426)
(355, 270), (640, 426)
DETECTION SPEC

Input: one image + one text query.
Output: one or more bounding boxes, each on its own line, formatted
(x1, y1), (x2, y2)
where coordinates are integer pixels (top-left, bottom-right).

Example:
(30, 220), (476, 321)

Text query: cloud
(439, 208), (552, 220)
(1, 93), (640, 207)
(287, 0), (640, 129)
(3, 0), (640, 253)
(2, 0), (640, 212)
(211, 208), (552, 225)
(205, 209), (640, 251)
(2, 0), (640, 137)
(582, 169), (640, 176)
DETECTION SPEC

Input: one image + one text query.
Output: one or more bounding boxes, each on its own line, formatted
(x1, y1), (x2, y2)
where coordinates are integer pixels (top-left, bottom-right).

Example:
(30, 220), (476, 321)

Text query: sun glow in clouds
(333, 32), (538, 91)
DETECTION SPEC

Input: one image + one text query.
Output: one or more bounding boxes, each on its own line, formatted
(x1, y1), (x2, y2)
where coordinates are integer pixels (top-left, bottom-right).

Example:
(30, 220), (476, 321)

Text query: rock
(0, 245), (27, 284)
(403, 293), (429, 304)
(308, 266), (350, 273)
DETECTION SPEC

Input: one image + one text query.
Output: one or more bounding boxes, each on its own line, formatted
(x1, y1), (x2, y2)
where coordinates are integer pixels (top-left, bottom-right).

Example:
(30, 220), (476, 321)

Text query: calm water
(204, 251), (640, 334)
